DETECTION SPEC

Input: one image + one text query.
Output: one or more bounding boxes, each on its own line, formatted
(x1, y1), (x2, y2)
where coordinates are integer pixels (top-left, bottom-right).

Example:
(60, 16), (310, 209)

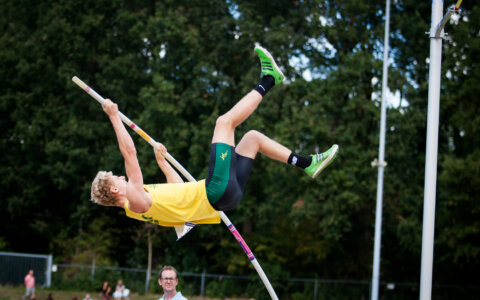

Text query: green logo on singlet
(142, 214), (159, 225)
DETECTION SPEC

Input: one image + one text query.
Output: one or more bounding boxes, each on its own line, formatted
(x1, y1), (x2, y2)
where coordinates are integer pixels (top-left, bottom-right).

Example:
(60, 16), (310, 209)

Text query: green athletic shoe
(254, 45), (285, 85)
(304, 144), (339, 178)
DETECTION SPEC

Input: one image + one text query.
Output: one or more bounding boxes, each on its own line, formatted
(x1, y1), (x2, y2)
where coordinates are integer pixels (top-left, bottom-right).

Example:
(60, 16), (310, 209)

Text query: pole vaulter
(73, 45), (339, 300)
(72, 75), (280, 299)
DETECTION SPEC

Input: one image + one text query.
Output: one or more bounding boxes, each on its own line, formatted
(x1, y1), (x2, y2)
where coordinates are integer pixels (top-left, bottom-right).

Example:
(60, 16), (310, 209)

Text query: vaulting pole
(72, 76), (279, 300)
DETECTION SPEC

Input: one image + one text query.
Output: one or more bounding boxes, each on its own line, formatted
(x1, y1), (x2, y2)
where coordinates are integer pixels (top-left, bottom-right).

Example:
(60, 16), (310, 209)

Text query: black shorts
(205, 143), (254, 211)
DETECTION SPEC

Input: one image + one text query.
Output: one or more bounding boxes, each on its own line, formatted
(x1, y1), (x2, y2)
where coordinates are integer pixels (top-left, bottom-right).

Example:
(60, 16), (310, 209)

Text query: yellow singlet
(124, 180), (220, 227)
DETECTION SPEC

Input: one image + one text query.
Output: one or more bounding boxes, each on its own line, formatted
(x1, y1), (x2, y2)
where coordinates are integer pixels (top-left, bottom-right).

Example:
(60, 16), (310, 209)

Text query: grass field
(0, 286), (253, 300)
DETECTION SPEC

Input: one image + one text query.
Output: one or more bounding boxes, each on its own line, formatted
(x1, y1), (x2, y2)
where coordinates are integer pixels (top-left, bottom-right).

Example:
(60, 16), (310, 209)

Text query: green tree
(1, 0), (479, 298)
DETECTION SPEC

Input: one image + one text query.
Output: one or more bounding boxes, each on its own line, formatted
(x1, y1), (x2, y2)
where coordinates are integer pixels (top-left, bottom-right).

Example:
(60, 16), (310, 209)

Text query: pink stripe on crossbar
(130, 124), (136, 129)
(85, 86), (90, 92)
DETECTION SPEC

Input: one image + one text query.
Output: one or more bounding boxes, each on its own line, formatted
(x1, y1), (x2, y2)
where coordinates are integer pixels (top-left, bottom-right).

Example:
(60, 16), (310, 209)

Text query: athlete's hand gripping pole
(72, 76), (279, 300)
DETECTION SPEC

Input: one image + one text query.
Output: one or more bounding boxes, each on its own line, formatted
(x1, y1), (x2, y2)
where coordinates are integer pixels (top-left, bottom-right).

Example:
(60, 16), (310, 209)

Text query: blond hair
(91, 171), (118, 206)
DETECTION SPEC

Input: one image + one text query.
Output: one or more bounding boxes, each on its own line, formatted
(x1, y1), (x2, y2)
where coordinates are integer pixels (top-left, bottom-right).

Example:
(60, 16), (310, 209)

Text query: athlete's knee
(215, 114), (234, 130)
(243, 130), (264, 142)
(236, 130), (263, 158)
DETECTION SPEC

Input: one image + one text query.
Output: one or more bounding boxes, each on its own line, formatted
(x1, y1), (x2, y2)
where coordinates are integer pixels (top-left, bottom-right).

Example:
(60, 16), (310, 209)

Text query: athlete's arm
(103, 99), (152, 212)
(154, 143), (184, 183)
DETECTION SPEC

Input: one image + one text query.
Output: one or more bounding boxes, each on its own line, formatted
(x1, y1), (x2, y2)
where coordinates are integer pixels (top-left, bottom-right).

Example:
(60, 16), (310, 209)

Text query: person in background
(22, 270), (35, 300)
(83, 293), (93, 300)
(113, 280), (130, 300)
(158, 266), (187, 300)
(100, 281), (112, 300)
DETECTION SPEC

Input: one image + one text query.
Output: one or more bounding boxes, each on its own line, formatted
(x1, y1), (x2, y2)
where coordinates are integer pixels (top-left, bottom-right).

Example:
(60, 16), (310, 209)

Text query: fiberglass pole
(371, 0), (390, 299)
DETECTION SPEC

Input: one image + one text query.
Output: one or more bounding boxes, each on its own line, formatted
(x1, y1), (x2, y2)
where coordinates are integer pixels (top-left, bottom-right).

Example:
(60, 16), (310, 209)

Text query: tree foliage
(0, 0), (479, 298)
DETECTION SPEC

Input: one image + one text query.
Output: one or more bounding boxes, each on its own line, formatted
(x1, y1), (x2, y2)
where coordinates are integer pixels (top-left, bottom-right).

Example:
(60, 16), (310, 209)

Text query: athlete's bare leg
(211, 46), (284, 147)
(235, 130), (291, 162)
(210, 46), (338, 179)
(211, 90), (263, 146)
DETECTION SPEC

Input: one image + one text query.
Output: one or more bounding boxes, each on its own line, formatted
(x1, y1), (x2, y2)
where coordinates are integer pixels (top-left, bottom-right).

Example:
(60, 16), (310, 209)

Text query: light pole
(420, 1), (462, 299)
(371, 0), (391, 299)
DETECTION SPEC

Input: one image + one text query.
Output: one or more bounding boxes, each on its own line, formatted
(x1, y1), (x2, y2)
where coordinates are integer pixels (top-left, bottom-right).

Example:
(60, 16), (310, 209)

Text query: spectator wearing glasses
(158, 266), (187, 300)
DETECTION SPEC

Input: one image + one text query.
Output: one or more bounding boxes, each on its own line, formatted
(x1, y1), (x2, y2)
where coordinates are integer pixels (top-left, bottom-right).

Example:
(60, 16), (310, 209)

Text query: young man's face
(159, 270), (178, 293)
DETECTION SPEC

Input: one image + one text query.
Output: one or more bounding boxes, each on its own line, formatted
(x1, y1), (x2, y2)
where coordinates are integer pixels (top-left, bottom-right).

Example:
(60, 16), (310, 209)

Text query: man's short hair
(159, 266), (178, 279)
(91, 171), (117, 206)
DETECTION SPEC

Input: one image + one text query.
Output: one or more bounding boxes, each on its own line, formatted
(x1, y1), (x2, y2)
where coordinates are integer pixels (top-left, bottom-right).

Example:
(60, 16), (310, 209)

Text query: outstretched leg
(211, 46), (285, 146)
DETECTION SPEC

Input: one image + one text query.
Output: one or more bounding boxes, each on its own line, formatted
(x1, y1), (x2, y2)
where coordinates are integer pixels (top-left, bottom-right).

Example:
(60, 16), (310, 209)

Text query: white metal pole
(46, 254), (53, 287)
(72, 76), (279, 299)
(420, 0), (443, 299)
(371, 0), (390, 299)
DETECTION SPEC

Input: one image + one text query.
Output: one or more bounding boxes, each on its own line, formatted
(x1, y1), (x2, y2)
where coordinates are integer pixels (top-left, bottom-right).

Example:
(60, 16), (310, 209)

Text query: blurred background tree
(0, 0), (478, 298)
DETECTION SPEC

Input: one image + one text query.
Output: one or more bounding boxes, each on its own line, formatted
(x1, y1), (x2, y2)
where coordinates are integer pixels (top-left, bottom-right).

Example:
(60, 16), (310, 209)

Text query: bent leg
(211, 90), (263, 145)
(236, 130), (340, 178)
(235, 130), (291, 162)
